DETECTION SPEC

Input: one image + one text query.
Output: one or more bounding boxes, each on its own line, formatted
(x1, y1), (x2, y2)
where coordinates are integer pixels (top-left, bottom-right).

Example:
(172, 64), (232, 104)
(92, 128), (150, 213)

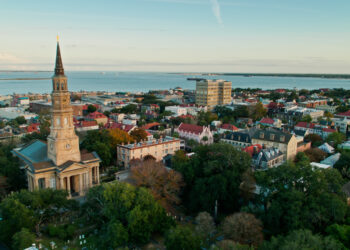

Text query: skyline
(1, 0), (350, 73)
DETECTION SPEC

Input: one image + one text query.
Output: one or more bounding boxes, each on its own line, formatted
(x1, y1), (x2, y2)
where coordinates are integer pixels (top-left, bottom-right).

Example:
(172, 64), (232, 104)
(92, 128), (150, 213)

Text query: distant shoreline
(0, 78), (51, 81)
(171, 73), (350, 80)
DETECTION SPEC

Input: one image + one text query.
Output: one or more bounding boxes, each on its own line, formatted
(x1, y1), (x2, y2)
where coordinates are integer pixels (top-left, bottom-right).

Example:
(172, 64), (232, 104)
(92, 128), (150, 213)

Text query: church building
(13, 41), (101, 197)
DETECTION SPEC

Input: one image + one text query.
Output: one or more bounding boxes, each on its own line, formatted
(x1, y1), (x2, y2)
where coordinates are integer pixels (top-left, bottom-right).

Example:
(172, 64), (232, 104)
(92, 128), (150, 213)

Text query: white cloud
(210, 0), (222, 24)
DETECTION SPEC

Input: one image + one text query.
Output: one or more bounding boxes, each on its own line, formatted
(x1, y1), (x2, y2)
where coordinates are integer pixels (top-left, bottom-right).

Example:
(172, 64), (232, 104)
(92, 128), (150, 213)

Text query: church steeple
(48, 39), (81, 166)
(55, 42), (65, 76)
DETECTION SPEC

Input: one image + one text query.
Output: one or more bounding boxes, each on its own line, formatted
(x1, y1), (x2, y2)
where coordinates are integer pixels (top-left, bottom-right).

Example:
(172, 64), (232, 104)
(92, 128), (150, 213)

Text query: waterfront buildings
(195, 79), (232, 108)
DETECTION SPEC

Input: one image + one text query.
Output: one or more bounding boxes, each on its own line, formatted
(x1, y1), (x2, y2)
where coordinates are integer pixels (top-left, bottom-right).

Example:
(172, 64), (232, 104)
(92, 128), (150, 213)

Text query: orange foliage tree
(109, 128), (135, 149)
(130, 128), (148, 142)
(130, 160), (184, 213)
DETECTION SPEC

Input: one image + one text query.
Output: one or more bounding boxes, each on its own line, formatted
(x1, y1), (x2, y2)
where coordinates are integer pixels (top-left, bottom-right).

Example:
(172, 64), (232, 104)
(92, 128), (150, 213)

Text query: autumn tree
(130, 128), (148, 142)
(195, 212), (216, 246)
(304, 133), (323, 147)
(304, 148), (327, 162)
(221, 212), (263, 247)
(109, 128), (135, 149)
(130, 160), (184, 212)
(239, 169), (256, 205)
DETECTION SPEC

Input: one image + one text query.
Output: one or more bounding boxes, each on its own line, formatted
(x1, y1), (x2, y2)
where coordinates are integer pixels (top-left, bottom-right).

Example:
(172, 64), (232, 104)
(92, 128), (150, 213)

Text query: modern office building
(195, 79), (231, 108)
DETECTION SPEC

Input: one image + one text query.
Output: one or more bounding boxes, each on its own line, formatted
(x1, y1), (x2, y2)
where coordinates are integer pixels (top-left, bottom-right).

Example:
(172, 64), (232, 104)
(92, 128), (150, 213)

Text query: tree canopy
(173, 143), (251, 215)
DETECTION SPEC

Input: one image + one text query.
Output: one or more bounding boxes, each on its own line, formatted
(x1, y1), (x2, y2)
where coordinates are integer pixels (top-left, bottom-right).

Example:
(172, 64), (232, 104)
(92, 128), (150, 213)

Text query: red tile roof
(142, 122), (160, 130)
(75, 120), (98, 128)
(104, 122), (135, 132)
(295, 122), (316, 129)
(243, 144), (262, 157)
(259, 118), (275, 125)
(220, 124), (239, 131)
(336, 110), (350, 117)
(322, 128), (336, 133)
(87, 111), (107, 119)
(177, 123), (204, 135)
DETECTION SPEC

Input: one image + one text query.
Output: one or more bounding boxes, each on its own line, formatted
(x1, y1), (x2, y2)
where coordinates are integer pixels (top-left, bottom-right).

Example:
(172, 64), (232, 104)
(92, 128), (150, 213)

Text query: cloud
(210, 0), (222, 24)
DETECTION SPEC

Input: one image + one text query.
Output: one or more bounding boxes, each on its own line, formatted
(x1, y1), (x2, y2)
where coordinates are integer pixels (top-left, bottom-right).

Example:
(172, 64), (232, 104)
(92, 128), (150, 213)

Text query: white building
(165, 106), (187, 117)
(175, 123), (213, 144)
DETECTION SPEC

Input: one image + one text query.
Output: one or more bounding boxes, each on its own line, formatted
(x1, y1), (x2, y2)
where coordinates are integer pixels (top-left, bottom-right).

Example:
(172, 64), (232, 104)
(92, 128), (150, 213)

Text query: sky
(0, 0), (350, 73)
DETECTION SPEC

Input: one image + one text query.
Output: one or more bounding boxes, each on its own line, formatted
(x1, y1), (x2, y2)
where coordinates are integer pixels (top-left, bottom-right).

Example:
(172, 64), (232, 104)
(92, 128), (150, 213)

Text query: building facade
(195, 79), (231, 108)
(117, 136), (181, 168)
(13, 41), (100, 197)
(175, 123), (214, 144)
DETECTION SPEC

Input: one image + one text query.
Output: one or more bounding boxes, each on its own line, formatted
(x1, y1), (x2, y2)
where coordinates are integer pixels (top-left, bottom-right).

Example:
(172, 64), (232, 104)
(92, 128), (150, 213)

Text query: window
(56, 118), (60, 126)
(38, 178), (46, 189)
(270, 134), (275, 140)
(50, 177), (56, 189)
(260, 132), (264, 139)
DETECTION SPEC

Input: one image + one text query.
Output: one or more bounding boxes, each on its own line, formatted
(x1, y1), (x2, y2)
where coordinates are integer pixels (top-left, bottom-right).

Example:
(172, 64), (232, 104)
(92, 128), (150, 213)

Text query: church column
(89, 167), (93, 187)
(79, 174), (83, 196)
(67, 176), (71, 197)
(96, 166), (100, 184)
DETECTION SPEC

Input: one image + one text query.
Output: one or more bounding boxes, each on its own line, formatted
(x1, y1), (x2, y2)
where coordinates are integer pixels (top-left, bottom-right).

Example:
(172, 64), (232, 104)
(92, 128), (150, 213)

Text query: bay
(0, 71), (350, 95)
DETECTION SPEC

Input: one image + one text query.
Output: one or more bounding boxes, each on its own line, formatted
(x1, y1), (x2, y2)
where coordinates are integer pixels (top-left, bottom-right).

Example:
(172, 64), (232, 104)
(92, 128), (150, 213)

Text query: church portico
(13, 40), (101, 198)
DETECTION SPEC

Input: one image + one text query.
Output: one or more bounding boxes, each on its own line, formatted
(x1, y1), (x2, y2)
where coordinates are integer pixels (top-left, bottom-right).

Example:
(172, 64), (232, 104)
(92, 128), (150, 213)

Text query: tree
(130, 128), (148, 142)
(81, 129), (115, 167)
(304, 133), (323, 147)
(120, 104), (138, 114)
(14, 116), (27, 125)
(327, 132), (346, 148)
(301, 114), (312, 123)
(324, 110), (334, 120)
(253, 162), (348, 236)
(326, 223), (350, 249)
(214, 240), (253, 250)
(221, 212), (263, 247)
(83, 182), (173, 247)
(109, 128), (135, 148)
(239, 169), (256, 205)
(234, 106), (249, 118)
(0, 143), (26, 193)
(260, 229), (346, 250)
(304, 148), (327, 162)
(176, 143), (251, 215)
(165, 225), (201, 250)
(87, 104), (97, 113)
(12, 228), (36, 250)
(197, 111), (218, 126)
(334, 151), (350, 180)
(130, 160), (184, 212)
(0, 189), (74, 245)
(195, 212), (216, 246)
(251, 102), (267, 121)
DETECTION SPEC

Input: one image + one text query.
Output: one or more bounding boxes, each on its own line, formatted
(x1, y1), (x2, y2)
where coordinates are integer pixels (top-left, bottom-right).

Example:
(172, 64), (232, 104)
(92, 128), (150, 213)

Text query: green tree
(177, 143), (251, 214)
(87, 104), (97, 113)
(326, 223), (350, 249)
(14, 116), (27, 125)
(12, 228), (36, 250)
(253, 162), (347, 236)
(304, 133), (323, 147)
(334, 151), (350, 180)
(251, 102), (267, 121)
(165, 225), (201, 250)
(301, 114), (312, 123)
(260, 229), (346, 250)
(81, 129), (114, 167)
(195, 212), (216, 246)
(327, 132), (346, 148)
(83, 182), (173, 247)
(120, 104), (138, 114)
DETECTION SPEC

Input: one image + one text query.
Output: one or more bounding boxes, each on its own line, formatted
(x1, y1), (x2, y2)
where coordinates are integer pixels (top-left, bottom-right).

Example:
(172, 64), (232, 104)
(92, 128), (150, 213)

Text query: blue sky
(1, 0), (349, 73)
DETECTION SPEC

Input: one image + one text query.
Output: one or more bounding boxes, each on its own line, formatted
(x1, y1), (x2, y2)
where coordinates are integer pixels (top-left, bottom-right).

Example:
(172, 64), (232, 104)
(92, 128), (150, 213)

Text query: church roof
(13, 140), (50, 164)
(55, 42), (65, 76)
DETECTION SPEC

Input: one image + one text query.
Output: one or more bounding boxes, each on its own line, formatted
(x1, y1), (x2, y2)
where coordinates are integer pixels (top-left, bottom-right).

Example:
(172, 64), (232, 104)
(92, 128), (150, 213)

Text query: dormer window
(270, 134), (275, 140)
(260, 132), (264, 139)
(280, 136), (285, 142)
